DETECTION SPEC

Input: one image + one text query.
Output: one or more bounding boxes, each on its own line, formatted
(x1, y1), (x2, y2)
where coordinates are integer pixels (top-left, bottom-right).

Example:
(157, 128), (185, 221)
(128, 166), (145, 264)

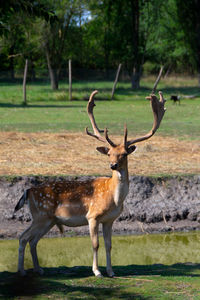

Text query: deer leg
(88, 219), (101, 277)
(29, 218), (54, 275)
(103, 222), (115, 277)
(18, 224), (34, 276)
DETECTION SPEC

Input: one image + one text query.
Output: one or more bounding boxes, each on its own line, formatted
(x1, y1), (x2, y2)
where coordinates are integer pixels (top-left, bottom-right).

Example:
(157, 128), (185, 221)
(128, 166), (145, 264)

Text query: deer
(14, 90), (166, 278)
(170, 95), (180, 105)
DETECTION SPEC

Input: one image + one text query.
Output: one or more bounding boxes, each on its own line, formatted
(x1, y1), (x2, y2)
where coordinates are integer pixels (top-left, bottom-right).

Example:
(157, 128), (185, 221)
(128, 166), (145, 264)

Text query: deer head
(86, 90), (166, 172)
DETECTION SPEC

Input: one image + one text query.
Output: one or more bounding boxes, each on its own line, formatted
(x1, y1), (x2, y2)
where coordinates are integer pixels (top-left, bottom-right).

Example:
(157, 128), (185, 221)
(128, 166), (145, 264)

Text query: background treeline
(1, 0), (200, 90)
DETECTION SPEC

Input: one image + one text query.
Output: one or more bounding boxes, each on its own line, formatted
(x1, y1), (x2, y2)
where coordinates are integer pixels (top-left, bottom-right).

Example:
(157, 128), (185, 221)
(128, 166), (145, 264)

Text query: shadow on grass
(0, 102), (84, 109)
(0, 266), (150, 300)
(116, 86), (200, 97)
(113, 262), (200, 277)
(161, 86), (200, 95)
(1, 263), (200, 299)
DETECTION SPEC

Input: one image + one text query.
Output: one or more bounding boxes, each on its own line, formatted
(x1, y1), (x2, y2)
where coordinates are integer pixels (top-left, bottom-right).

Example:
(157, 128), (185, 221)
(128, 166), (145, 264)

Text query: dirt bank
(0, 175), (200, 239)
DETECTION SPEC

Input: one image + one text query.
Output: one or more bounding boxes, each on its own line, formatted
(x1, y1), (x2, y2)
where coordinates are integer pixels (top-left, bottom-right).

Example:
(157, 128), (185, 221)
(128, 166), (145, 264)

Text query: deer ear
(127, 145), (137, 155)
(96, 147), (109, 155)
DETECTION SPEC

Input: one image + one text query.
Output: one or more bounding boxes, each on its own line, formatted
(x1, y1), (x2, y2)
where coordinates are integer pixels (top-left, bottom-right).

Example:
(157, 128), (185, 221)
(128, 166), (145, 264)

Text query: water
(1, 231), (200, 272)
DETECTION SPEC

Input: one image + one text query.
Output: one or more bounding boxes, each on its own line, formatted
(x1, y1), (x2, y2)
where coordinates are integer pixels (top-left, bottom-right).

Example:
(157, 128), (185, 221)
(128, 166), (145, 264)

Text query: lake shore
(0, 175), (200, 239)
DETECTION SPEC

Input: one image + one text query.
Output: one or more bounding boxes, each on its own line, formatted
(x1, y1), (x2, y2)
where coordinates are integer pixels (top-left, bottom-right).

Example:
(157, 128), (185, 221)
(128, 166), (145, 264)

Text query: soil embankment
(0, 175), (200, 239)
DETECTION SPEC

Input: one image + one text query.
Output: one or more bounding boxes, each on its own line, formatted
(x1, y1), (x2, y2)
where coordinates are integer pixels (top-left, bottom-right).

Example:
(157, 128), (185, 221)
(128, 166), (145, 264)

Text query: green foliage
(0, 0), (57, 36)
(144, 0), (194, 73)
(176, 0), (200, 74)
(1, 0), (200, 88)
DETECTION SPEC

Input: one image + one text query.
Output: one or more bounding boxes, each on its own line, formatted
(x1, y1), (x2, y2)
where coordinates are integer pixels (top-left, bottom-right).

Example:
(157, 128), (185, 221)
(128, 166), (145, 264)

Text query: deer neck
(111, 163), (129, 206)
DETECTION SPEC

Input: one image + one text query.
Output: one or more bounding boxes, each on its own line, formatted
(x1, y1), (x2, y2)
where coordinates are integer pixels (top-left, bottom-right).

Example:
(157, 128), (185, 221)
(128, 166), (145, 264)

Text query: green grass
(0, 77), (200, 139)
(1, 232), (200, 299)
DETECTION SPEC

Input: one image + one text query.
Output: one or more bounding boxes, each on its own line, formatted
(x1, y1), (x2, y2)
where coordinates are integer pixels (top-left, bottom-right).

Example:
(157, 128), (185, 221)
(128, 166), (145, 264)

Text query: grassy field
(1, 233), (200, 299)
(0, 76), (200, 139)
(1, 265), (200, 299)
(1, 77), (200, 299)
(0, 76), (200, 175)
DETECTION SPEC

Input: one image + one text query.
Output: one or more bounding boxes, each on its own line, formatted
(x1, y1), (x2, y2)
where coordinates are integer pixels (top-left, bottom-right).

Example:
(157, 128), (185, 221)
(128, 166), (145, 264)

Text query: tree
(176, 0), (200, 85)
(37, 0), (86, 90)
(97, 0), (148, 88)
(144, 0), (191, 75)
(0, 0), (57, 79)
(0, 0), (56, 35)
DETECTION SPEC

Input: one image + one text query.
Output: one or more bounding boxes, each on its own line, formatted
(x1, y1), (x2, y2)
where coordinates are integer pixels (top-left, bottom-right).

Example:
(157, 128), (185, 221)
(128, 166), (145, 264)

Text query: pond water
(1, 231), (200, 273)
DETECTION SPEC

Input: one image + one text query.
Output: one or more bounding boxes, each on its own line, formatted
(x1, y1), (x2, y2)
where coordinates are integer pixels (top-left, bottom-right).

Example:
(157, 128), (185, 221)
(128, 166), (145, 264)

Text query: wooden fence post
(23, 59), (28, 105)
(69, 59), (72, 101)
(111, 63), (122, 100)
(152, 65), (164, 94)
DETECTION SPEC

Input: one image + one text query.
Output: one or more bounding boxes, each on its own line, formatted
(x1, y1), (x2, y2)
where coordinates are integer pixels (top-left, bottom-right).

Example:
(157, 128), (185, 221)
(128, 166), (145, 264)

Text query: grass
(1, 76), (200, 298)
(0, 76), (200, 139)
(1, 232), (200, 299)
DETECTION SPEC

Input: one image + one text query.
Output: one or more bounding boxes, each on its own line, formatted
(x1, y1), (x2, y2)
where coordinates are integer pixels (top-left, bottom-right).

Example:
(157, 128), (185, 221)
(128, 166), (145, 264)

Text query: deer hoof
(18, 269), (27, 276)
(107, 271), (115, 278)
(34, 267), (44, 275)
(96, 273), (103, 278)
(94, 270), (103, 277)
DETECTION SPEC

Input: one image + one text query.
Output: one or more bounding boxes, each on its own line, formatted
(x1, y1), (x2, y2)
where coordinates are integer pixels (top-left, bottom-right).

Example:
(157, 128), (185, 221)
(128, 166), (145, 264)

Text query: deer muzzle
(110, 163), (118, 170)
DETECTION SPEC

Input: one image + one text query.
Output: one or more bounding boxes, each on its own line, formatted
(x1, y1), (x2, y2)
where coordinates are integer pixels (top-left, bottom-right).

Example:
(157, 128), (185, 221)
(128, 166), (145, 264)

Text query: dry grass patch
(0, 131), (199, 176)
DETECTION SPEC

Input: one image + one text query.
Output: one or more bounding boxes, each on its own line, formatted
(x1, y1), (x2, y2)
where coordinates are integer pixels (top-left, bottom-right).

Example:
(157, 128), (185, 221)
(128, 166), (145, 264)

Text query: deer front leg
(88, 219), (102, 277)
(103, 221), (115, 277)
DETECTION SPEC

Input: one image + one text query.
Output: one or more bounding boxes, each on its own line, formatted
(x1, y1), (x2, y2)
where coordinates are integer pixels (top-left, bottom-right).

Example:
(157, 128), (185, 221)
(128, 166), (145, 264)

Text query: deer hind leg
(18, 218), (54, 276)
(103, 222), (115, 277)
(18, 224), (34, 276)
(29, 218), (54, 275)
(88, 219), (102, 277)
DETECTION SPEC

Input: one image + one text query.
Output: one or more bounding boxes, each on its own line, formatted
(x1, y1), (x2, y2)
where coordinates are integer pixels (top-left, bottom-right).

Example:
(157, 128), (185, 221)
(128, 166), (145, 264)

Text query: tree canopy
(0, 0), (200, 89)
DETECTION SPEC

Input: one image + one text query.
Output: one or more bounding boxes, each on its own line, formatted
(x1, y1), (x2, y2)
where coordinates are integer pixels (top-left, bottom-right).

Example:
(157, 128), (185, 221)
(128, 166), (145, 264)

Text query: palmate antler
(126, 91), (166, 147)
(86, 90), (166, 149)
(85, 90), (116, 147)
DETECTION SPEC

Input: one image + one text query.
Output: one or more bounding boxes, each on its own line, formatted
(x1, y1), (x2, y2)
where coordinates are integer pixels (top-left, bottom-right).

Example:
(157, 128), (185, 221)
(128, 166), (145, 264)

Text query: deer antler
(85, 90), (116, 146)
(126, 91), (166, 147)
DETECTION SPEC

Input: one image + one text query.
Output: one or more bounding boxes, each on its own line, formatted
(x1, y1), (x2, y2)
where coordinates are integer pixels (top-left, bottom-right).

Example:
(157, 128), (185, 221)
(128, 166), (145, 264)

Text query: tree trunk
(49, 67), (58, 90)
(30, 60), (36, 81)
(164, 65), (171, 79)
(111, 63), (122, 99)
(23, 59), (28, 105)
(131, 68), (141, 89)
(197, 31), (200, 87)
(68, 59), (72, 101)
(152, 66), (164, 94)
(198, 71), (200, 87)
(130, 0), (141, 89)
(46, 50), (58, 90)
(194, 0), (200, 87)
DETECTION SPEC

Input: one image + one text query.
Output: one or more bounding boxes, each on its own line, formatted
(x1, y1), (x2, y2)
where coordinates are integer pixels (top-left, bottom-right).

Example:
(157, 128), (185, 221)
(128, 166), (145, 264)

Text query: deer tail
(14, 190), (29, 213)
(56, 223), (64, 234)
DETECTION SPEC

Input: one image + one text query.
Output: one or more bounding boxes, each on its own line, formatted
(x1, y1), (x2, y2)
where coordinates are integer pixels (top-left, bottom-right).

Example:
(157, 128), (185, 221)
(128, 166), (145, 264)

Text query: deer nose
(110, 163), (118, 170)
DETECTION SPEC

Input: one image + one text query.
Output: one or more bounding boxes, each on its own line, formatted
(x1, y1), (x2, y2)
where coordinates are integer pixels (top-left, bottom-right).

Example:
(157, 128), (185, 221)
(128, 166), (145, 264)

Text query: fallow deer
(14, 90), (166, 277)
(170, 95), (180, 105)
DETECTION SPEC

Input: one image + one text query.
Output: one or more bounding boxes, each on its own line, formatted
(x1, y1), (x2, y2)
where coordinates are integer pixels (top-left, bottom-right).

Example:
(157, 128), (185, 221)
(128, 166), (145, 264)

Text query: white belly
(56, 216), (88, 227)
